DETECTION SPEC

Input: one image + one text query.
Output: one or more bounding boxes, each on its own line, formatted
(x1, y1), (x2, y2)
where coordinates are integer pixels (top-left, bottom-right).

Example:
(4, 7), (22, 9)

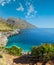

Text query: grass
(0, 22), (13, 31)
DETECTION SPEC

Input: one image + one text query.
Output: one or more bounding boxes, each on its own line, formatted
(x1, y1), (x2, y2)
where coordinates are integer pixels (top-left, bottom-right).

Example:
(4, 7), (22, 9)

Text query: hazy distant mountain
(7, 18), (36, 29)
(0, 17), (36, 31)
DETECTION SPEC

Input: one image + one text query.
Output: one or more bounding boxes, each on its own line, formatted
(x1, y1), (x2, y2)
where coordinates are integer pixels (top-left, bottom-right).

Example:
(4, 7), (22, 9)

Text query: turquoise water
(6, 28), (54, 52)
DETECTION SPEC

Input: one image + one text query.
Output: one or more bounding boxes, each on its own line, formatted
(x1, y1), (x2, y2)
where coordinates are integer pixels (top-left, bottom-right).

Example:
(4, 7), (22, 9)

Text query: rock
(0, 32), (8, 47)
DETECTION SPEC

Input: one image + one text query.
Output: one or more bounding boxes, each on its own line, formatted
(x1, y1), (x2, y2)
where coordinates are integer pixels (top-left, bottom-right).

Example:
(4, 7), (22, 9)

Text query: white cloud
(26, 1), (31, 6)
(0, 0), (37, 19)
(1, 1), (6, 6)
(27, 5), (34, 16)
(26, 4), (37, 18)
(6, 0), (11, 3)
(13, 0), (15, 2)
(0, 0), (11, 6)
(0, 0), (15, 6)
(26, 14), (34, 18)
(16, 3), (24, 11)
(0, 0), (6, 6)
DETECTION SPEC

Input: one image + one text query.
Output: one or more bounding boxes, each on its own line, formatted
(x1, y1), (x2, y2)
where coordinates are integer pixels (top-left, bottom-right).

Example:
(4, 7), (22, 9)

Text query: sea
(6, 28), (54, 52)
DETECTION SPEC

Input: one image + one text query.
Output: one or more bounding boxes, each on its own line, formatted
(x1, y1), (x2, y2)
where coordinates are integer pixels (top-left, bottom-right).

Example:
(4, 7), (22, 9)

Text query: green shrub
(5, 46), (22, 56)
(0, 54), (3, 58)
(31, 44), (54, 62)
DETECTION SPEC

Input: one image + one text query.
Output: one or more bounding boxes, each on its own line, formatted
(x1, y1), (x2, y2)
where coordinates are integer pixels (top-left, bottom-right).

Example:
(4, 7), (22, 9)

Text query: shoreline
(6, 45), (31, 54)
(0, 29), (21, 47)
(0, 32), (8, 47)
(3, 29), (20, 38)
(0, 29), (30, 53)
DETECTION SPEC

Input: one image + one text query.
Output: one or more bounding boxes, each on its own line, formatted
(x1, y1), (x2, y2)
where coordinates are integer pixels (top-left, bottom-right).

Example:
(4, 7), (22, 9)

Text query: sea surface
(6, 28), (54, 52)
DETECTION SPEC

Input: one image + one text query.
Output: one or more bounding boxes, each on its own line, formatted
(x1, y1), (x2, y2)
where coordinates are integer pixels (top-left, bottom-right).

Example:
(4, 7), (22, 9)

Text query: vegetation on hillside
(0, 43), (54, 65)
(0, 54), (3, 58)
(31, 43), (54, 65)
(5, 46), (22, 56)
(0, 20), (13, 31)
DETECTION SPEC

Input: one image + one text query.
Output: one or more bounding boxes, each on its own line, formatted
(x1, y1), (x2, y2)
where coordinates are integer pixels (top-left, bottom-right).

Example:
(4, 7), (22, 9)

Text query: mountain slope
(0, 17), (36, 31)
(7, 18), (36, 29)
(0, 18), (12, 31)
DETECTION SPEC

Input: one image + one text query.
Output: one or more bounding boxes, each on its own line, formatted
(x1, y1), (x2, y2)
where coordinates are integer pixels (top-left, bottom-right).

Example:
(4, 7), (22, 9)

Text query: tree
(31, 43), (54, 65)
(6, 46), (22, 56)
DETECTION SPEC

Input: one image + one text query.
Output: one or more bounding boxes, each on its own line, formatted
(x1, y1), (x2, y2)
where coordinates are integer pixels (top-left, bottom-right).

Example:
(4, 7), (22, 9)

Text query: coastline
(0, 32), (8, 47)
(0, 29), (30, 54)
(0, 29), (54, 65)
(6, 45), (31, 55)
(0, 29), (21, 48)
(2, 29), (20, 38)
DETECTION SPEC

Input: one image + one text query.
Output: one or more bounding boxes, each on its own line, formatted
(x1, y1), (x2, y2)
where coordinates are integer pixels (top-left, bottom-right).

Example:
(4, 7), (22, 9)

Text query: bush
(0, 54), (3, 58)
(5, 46), (22, 56)
(31, 44), (54, 64)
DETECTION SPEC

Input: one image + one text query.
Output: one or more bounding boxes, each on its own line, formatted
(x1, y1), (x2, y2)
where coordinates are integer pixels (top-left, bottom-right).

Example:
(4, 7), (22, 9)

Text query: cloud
(0, 0), (11, 6)
(0, 0), (6, 6)
(13, 0), (16, 2)
(6, 0), (11, 3)
(16, 1), (37, 18)
(27, 5), (34, 16)
(26, 14), (34, 18)
(1, 2), (6, 6)
(26, 4), (37, 18)
(16, 3), (24, 11)
(26, 1), (31, 6)
(0, 0), (37, 19)
(0, 0), (15, 6)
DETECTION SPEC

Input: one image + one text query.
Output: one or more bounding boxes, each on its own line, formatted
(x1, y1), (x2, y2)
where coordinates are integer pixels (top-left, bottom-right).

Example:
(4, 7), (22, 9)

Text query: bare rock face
(7, 18), (36, 29)
(0, 33), (8, 47)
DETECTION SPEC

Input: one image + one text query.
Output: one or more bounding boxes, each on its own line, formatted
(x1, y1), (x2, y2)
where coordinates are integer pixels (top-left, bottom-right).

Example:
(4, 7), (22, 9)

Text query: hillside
(7, 18), (36, 29)
(0, 18), (12, 31)
(0, 17), (36, 31)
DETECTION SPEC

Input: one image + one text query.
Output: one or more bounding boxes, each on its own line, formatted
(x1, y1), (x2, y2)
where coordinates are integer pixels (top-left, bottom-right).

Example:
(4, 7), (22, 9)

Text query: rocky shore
(2, 29), (20, 37)
(0, 32), (8, 47)
(0, 29), (20, 47)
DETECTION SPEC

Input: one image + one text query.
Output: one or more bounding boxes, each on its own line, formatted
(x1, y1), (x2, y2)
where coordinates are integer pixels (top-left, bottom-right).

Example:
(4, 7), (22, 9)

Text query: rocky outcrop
(0, 32), (8, 47)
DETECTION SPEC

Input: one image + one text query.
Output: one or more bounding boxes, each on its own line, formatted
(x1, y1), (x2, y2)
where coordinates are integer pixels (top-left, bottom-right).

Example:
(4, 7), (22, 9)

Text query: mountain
(0, 17), (36, 31)
(7, 18), (36, 29)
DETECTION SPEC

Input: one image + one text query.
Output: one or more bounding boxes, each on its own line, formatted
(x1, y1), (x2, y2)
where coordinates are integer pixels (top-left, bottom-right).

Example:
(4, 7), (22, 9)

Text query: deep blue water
(6, 28), (54, 52)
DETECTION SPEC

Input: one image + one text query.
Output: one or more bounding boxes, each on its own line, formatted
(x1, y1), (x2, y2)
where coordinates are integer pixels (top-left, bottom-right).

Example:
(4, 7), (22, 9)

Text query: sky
(0, 0), (54, 28)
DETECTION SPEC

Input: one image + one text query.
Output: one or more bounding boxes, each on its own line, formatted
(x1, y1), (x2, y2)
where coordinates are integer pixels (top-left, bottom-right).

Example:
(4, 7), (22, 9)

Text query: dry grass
(0, 22), (12, 31)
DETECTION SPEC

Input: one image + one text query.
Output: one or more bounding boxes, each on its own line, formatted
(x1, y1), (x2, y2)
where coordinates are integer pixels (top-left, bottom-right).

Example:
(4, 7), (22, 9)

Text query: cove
(6, 28), (54, 52)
